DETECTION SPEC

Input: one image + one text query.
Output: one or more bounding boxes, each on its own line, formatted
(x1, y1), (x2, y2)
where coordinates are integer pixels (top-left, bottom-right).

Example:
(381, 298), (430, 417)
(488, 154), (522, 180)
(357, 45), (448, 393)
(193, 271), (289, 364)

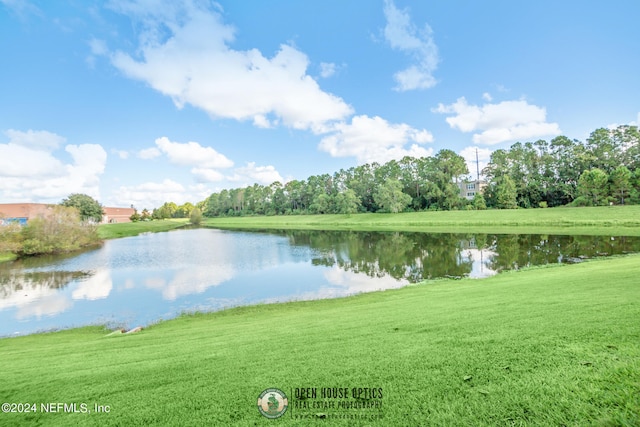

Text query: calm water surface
(1, 228), (638, 337)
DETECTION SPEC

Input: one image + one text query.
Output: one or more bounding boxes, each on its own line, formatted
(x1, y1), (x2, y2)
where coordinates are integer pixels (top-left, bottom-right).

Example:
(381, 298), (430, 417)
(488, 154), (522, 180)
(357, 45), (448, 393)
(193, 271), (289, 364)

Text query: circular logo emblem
(257, 388), (288, 419)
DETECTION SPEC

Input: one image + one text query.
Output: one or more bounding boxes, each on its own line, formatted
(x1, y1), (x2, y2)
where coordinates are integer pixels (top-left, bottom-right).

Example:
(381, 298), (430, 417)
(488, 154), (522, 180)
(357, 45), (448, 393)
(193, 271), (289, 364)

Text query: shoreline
(202, 205), (640, 236)
(2, 252), (638, 425)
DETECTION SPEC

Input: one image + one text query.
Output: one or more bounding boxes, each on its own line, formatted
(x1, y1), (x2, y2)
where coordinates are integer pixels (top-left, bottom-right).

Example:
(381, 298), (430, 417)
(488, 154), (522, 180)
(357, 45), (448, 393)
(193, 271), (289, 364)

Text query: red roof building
(0, 203), (135, 224)
(102, 207), (135, 223)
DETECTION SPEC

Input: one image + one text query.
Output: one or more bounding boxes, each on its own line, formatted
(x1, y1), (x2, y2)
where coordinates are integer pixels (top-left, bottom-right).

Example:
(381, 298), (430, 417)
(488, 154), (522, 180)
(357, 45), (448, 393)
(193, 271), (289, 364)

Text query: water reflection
(1, 229), (639, 337)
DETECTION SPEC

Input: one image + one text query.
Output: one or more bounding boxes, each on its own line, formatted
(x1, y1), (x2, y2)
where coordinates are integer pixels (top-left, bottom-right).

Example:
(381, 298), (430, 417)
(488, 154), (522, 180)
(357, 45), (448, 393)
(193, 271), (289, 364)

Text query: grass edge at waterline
(97, 218), (189, 239)
(1, 253), (638, 426)
(202, 205), (640, 236)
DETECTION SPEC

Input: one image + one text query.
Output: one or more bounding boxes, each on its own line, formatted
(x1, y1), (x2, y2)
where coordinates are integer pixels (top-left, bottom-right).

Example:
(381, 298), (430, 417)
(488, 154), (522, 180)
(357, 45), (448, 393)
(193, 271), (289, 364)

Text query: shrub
(0, 221), (23, 253)
(189, 207), (203, 226)
(19, 206), (101, 255)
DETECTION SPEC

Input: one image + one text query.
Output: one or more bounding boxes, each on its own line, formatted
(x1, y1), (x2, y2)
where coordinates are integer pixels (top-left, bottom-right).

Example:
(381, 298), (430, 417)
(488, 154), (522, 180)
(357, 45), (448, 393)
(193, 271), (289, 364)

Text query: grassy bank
(1, 254), (638, 426)
(0, 252), (16, 262)
(97, 219), (189, 239)
(203, 205), (640, 236)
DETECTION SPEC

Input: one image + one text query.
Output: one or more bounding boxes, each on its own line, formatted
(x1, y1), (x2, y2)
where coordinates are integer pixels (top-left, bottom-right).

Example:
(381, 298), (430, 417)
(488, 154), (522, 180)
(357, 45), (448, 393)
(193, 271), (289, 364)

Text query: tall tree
(374, 180), (411, 213)
(60, 193), (103, 222)
(610, 165), (632, 205)
(495, 175), (518, 209)
(577, 168), (609, 206)
(334, 189), (361, 214)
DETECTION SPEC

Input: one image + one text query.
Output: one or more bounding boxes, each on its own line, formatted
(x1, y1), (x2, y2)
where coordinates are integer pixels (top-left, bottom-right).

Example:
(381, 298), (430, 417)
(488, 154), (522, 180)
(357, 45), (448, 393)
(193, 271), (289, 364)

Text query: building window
(466, 183), (475, 190)
(467, 192), (475, 197)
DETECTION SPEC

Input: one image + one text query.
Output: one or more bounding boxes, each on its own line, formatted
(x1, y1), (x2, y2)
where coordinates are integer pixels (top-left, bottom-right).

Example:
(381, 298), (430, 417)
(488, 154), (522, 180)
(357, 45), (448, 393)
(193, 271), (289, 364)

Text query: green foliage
(140, 208), (151, 221)
(495, 175), (518, 209)
(129, 211), (141, 222)
(194, 124), (640, 217)
(374, 179), (412, 213)
(0, 221), (23, 253)
(577, 168), (609, 206)
(189, 207), (202, 225)
(334, 189), (361, 214)
(174, 202), (194, 218)
(60, 193), (104, 222)
(309, 193), (332, 214)
(472, 192), (487, 210)
(610, 165), (632, 204)
(153, 202), (178, 219)
(17, 206), (100, 255)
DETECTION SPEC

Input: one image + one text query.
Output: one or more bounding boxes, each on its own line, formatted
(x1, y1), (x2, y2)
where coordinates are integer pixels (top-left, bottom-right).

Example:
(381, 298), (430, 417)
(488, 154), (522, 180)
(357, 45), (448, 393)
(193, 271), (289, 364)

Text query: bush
(0, 221), (23, 253)
(189, 207), (203, 226)
(538, 201), (548, 208)
(19, 206), (101, 255)
(569, 196), (592, 207)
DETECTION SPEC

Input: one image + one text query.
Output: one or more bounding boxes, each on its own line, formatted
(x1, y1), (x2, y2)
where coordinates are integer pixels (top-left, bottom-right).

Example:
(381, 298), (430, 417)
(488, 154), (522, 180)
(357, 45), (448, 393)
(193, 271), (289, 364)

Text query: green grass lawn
(97, 219), (189, 239)
(203, 205), (640, 236)
(1, 254), (638, 426)
(0, 252), (17, 262)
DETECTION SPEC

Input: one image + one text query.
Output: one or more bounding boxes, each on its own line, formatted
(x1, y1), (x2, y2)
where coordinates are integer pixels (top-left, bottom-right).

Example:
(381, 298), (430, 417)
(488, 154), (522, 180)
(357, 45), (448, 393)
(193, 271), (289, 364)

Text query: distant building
(0, 203), (53, 225)
(0, 203), (135, 225)
(458, 180), (487, 201)
(101, 207), (135, 224)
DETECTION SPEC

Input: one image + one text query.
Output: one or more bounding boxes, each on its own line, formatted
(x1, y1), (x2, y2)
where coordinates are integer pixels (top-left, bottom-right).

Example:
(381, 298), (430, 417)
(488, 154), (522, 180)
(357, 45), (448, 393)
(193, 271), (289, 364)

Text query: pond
(1, 228), (639, 337)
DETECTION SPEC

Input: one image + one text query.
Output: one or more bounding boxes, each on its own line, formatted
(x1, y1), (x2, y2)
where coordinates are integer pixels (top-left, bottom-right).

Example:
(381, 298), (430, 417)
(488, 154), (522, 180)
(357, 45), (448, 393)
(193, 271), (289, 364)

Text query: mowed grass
(204, 205), (640, 236)
(1, 254), (638, 426)
(97, 219), (189, 239)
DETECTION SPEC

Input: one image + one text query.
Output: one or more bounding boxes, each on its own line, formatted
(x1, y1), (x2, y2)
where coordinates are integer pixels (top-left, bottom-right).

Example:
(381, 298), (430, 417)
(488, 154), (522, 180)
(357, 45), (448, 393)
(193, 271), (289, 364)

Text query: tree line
(203, 149), (471, 217)
(483, 125), (640, 208)
(200, 125), (640, 217)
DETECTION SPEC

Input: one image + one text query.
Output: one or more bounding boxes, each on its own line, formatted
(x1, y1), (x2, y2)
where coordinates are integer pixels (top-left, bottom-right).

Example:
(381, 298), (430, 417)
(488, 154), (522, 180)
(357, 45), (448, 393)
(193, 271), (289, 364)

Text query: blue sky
(1, 0), (639, 209)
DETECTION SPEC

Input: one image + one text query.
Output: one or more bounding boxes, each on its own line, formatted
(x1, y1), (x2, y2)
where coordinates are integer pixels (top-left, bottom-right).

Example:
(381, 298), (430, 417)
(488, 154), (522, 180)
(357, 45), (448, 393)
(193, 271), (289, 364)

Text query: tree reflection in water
(276, 230), (640, 282)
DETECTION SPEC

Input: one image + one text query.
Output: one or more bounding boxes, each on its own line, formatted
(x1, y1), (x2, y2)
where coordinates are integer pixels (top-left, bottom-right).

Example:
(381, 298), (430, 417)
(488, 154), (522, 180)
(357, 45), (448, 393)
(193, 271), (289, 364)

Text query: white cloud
(252, 114), (276, 129)
(5, 129), (65, 150)
(0, 130), (106, 202)
(138, 147), (161, 159)
(192, 168), (225, 183)
(16, 293), (72, 320)
(111, 149), (129, 159)
(88, 38), (108, 56)
(0, 143), (65, 178)
(433, 97), (561, 145)
(72, 270), (113, 300)
(319, 62), (337, 78)
(0, 0), (42, 19)
(111, 179), (211, 209)
(383, 0), (439, 91)
(108, 1), (352, 133)
(144, 265), (234, 300)
(86, 38), (108, 67)
(459, 146), (493, 179)
(319, 115), (434, 164)
(227, 162), (284, 185)
(482, 92), (492, 102)
(609, 112), (640, 128)
(323, 267), (408, 293)
(143, 136), (234, 183)
(154, 136), (233, 168)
